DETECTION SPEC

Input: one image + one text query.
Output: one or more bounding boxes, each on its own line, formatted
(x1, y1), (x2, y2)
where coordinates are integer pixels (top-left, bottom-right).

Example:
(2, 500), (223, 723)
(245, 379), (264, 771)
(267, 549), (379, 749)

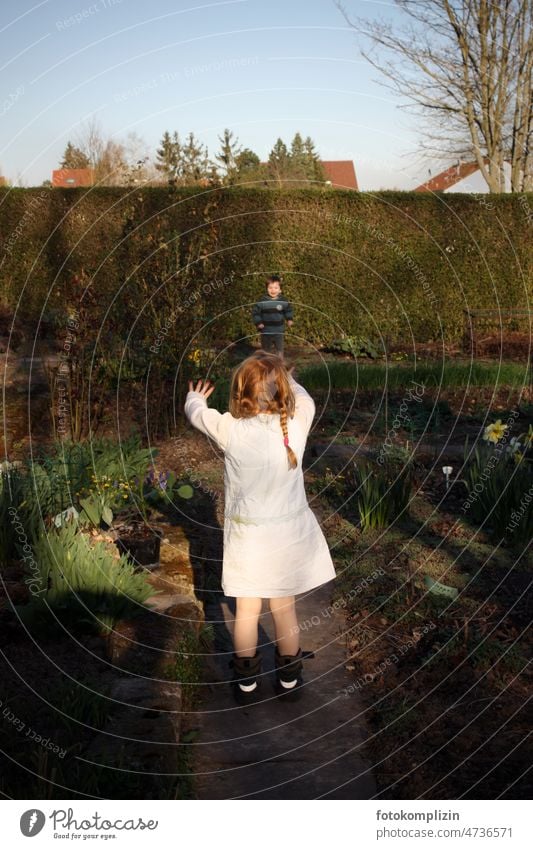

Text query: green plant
(163, 623), (213, 710)
(16, 523), (157, 634)
(298, 361), (528, 392)
(462, 426), (533, 545)
(0, 466), (30, 565)
(2, 189), (532, 351)
(90, 434), (156, 483)
(327, 335), (381, 359)
(53, 679), (110, 737)
(350, 458), (413, 530)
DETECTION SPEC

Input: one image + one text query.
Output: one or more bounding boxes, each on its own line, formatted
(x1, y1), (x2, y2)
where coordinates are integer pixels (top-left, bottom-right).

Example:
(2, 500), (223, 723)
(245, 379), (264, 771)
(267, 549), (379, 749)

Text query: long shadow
(0, 582), (191, 799)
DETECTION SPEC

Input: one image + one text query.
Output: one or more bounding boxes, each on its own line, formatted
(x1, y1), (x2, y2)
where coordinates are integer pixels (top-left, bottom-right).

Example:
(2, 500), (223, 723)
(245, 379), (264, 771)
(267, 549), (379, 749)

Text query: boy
(252, 274), (293, 357)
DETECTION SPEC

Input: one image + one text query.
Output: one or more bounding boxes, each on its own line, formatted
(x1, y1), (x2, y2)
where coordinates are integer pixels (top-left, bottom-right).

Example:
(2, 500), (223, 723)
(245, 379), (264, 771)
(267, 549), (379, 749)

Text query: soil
(1, 352), (531, 800)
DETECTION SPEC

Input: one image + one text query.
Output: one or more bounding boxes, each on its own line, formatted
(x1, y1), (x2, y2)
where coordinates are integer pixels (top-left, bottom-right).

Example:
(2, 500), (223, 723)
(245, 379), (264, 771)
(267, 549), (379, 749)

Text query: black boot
(274, 645), (305, 700)
(229, 650), (263, 705)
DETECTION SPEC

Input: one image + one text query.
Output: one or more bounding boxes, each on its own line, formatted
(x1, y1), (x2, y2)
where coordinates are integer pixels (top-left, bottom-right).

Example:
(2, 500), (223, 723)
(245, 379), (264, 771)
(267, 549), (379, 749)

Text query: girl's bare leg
(234, 597), (262, 656)
(269, 595), (299, 655)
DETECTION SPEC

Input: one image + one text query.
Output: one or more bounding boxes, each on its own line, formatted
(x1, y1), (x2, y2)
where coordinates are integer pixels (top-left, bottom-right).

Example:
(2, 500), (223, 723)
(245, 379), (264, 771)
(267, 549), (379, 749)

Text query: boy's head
(266, 274), (282, 298)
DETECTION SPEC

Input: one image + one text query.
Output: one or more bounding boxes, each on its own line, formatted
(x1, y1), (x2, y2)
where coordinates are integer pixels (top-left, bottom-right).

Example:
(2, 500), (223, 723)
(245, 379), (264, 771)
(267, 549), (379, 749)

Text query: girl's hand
(188, 378), (215, 400)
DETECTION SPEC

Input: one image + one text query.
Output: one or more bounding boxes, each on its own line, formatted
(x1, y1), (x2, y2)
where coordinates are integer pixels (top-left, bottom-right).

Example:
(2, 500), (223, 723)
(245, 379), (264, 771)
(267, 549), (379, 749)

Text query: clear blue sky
(0, 0), (435, 189)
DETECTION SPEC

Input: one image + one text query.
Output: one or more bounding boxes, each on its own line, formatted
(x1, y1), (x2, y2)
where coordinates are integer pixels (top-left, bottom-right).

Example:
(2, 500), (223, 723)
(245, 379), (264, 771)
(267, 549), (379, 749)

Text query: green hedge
(0, 186), (531, 351)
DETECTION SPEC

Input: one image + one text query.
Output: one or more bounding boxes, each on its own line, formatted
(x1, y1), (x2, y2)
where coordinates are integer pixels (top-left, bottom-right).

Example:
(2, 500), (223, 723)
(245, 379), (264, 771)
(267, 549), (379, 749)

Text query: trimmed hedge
(0, 186), (531, 350)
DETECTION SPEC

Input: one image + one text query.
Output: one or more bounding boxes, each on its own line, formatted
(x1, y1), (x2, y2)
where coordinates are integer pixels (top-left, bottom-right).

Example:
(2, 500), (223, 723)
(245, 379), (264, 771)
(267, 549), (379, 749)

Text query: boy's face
(267, 280), (281, 297)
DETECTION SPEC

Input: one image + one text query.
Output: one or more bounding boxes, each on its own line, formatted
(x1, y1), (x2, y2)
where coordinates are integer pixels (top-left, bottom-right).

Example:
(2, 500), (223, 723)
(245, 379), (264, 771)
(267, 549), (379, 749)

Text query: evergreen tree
(235, 148), (260, 172)
(290, 132), (305, 165)
(289, 132), (309, 182)
(232, 148), (265, 185)
(155, 131), (181, 181)
(303, 136), (325, 182)
(182, 132), (210, 183)
(60, 142), (90, 169)
(267, 138), (290, 186)
(215, 128), (241, 185)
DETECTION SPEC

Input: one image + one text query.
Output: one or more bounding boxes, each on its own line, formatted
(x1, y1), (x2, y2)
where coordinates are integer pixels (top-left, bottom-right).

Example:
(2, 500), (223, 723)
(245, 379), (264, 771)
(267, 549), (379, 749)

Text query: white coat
(184, 377), (336, 598)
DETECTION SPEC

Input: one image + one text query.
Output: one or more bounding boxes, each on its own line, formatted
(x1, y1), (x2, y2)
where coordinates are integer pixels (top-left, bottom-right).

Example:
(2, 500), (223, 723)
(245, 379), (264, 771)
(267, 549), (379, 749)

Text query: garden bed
(316, 467), (532, 799)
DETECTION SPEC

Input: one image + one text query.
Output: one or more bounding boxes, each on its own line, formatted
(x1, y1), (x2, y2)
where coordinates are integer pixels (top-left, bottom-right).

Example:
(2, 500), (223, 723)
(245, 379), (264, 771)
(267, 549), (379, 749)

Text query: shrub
(2, 188), (532, 348)
(325, 336), (381, 359)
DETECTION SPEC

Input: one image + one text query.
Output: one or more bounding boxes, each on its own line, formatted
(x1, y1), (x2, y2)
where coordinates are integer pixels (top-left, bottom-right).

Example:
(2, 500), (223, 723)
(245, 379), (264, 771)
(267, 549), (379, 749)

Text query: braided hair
(229, 351), (298, 470)
(279, 406), (297, 469)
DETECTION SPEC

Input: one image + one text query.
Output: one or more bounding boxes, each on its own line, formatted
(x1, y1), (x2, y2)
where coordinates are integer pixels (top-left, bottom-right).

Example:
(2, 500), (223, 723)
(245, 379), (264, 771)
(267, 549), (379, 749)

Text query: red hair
(229, 351), (298, 469)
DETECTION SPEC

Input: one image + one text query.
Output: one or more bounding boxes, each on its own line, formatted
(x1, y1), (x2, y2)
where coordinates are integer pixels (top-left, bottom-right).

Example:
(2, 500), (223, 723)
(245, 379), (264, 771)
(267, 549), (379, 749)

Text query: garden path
(190, 571), (377, 800)
(167, 429), (377, 799)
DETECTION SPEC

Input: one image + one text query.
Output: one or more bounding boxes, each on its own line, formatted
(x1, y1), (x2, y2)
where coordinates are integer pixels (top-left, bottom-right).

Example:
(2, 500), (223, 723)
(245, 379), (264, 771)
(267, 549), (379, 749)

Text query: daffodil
(483, 419), (508, 443)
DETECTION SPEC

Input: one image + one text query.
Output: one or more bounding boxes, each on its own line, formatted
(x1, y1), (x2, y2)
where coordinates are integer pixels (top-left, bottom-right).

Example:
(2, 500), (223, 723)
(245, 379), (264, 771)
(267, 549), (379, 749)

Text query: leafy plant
(0, 466), (30, 565)
(349, 458), (413, 530)
(462, 431), (533, 546)
(78, 492), (114, 528)
(16, 523), (157, 635)
(327, 335), (381, 359)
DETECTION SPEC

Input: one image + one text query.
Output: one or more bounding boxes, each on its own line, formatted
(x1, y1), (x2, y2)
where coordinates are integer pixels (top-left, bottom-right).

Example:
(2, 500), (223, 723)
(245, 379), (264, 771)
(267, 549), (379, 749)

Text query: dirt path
(164, 430), (377, 799)
(190, 577), (377, 800)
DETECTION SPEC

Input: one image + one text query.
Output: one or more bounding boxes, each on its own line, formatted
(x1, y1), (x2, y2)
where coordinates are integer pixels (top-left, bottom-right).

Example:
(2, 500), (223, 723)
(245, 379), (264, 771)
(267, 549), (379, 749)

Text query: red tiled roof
(414, 161), (482, 192)
(259, 159), (358, 189)
(321, 160), (358, 190)
(52, 168), (94, 188)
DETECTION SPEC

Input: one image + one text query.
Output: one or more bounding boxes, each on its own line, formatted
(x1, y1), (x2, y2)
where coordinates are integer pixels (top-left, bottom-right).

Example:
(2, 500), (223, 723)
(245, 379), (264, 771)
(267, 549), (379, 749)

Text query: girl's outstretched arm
(288, 371), (316, 433)
(184, 379), (233, 451)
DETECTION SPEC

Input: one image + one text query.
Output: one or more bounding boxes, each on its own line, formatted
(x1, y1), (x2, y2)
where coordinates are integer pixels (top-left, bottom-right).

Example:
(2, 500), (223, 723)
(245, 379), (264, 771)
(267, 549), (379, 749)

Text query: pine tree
(60, 142), (90, 169)
(303, 136), (325, 182)
(290, 132), (305, 163)
(267, 138), (290, 186)
(155, 131), (181, 181)
(182, 132), (210, 183)
(215, 128), (241, 185)
(289, 132), (309, 183)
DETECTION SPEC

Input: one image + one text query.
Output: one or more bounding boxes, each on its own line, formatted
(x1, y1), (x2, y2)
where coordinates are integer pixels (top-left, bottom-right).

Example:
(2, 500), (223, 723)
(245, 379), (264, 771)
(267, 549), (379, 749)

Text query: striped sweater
(252, 294), (293, 334)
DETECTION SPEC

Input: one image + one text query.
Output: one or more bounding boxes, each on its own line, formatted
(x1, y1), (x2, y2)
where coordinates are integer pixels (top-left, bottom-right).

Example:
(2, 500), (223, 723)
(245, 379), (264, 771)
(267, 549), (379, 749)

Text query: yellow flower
(483, 419), (508, 443)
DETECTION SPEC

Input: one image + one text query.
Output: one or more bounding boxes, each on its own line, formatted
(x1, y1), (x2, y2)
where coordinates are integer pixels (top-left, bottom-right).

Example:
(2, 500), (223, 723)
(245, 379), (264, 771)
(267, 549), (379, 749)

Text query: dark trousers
(260, 332), (284, 356)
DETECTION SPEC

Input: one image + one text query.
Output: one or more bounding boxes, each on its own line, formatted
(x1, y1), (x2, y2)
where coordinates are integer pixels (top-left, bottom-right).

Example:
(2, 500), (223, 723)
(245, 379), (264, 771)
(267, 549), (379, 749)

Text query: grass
(298, 360), (529, 392)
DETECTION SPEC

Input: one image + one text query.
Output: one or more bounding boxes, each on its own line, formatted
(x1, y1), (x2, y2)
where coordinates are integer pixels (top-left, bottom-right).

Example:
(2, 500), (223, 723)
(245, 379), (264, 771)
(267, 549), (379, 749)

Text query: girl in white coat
(184, 351), (336, 702)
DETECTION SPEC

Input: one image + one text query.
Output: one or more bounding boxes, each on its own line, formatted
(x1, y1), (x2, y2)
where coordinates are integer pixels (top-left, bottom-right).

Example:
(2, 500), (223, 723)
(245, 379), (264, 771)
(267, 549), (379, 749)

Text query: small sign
(424, 575), (459, 599)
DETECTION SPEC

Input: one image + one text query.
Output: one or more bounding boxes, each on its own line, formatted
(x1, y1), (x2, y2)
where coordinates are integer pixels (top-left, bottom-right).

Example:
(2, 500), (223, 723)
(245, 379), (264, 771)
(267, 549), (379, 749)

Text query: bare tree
(73, 118), (126, 185)
(337, 0), (533, 192)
